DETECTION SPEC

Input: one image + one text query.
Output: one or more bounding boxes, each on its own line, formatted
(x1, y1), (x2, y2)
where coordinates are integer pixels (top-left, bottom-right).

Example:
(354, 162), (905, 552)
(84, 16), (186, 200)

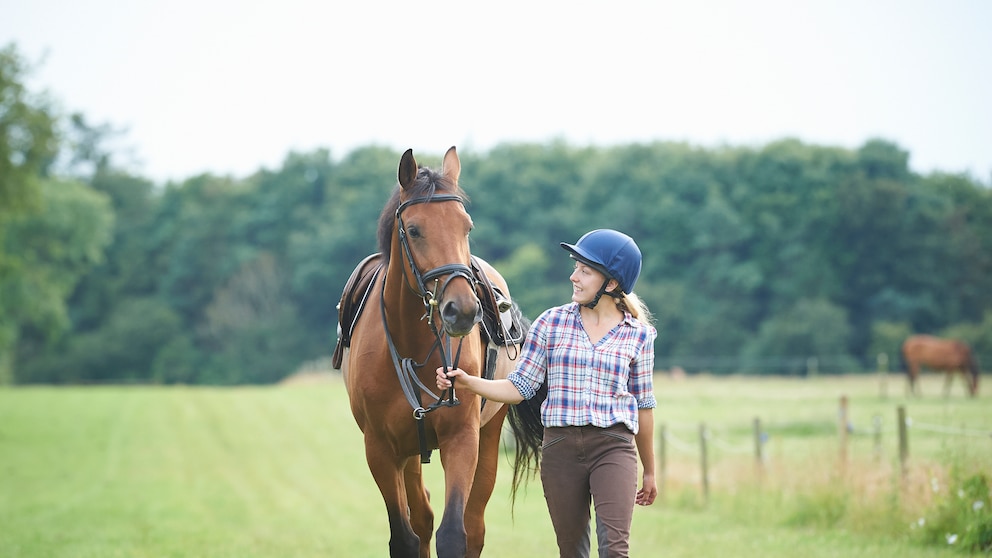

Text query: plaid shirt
(508, 302), (657, 434)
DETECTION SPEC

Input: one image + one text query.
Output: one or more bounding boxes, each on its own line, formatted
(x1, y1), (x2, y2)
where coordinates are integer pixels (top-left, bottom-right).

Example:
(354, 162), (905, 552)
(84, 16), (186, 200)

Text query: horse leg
(462, 405), (509, 558)
(943, 370), (954, 398)
(366, 441), (420, 558)
(403, 459), (434, 558)
(906, 363), (919, 396)
(436, 428), (481, 558)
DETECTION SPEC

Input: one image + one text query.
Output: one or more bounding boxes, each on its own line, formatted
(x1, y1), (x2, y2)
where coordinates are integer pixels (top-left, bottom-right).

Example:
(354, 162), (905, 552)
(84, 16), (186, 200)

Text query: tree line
(2, 44), (991, 385)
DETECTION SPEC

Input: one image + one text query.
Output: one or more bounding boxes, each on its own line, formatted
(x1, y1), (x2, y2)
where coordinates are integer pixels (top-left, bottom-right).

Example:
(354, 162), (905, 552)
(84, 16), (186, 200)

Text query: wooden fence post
(877, 352), (889, 399)
(872, 414), (882, 463)
(658, 424), (667, 501)
(699, 422), (709, 504)
(753, 417), (764, 475)
(897, 405), (909, 481)
(838, 395), (849, 467)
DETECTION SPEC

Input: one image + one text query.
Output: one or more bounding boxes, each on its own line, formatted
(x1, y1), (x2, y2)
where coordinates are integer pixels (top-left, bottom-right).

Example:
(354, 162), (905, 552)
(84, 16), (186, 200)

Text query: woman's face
(569, 261), (610, 305)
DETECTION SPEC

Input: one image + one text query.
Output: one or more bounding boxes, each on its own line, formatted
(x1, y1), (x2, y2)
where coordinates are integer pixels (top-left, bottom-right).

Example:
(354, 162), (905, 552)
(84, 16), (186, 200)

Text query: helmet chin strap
(582, 279), (621, 309)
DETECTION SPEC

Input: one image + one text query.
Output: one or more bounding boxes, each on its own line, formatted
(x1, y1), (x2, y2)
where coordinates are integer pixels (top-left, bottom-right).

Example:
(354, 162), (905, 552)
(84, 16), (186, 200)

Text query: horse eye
(407, 226), (422, 239)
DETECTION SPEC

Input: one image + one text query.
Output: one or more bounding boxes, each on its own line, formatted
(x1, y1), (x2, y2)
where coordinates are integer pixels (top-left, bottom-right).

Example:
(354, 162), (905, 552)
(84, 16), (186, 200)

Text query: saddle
(331, 253), (525, 370)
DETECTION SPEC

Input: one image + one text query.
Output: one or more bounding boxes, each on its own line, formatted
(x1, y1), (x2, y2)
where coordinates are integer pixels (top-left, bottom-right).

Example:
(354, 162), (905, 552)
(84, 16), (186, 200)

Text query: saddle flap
(332, 253), (384, 369)
(471, 257), (525, 348)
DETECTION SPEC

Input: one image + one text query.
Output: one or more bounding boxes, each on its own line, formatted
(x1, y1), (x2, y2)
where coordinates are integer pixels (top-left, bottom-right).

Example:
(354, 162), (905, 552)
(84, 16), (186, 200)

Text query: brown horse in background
(338, 147), (538, 558)
(901, 334), (980, 397)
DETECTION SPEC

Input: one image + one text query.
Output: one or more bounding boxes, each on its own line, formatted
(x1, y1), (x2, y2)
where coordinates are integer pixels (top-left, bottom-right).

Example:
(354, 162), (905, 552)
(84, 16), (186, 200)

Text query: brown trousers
(540, 424), (638, 558)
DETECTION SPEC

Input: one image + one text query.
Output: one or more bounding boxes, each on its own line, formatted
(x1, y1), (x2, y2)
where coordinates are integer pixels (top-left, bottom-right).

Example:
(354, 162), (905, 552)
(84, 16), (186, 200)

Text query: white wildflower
(946, 533), (958, 545)
(974, 500), (985, 512)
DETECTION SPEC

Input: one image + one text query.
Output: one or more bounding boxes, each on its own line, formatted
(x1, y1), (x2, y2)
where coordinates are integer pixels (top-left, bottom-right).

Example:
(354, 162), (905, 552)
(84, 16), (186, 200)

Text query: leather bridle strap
(379, 276), (459, 464)
(395, 195), (476, 299)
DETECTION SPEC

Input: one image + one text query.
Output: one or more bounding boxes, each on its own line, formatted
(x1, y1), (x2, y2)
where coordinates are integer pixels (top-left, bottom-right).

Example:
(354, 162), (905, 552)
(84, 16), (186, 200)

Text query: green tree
(199, 252), (307, 383)
(18, 297), (181, 383)
(0, 45), (62, 380)
(742, 298), (858, 374)
(867, 320), (912, 371)
(4, 178), (114, 381)
(941, 311), (992, 367)
(0, 45), (57, 215)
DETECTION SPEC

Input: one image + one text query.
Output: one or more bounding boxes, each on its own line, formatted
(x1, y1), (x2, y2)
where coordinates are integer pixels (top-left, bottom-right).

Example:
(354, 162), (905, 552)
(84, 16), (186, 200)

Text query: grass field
(1, 372), (988, 557)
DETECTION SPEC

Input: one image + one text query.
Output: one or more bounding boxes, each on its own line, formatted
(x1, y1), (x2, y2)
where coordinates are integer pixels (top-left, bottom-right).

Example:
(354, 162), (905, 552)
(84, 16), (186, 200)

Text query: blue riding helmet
(560, 229), (642, 294)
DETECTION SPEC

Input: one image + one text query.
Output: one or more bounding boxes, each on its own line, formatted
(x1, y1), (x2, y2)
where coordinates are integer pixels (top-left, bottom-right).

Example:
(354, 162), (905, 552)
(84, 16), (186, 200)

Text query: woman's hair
(616, 291), (653, 326)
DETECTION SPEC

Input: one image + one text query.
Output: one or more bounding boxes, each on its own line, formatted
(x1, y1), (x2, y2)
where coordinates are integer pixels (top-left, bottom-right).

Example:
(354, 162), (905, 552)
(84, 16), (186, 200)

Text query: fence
(658, 396), (992, 503)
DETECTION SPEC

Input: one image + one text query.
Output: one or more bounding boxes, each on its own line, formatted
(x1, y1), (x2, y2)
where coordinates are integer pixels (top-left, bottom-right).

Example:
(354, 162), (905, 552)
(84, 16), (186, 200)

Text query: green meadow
(1, 373), (988, 557)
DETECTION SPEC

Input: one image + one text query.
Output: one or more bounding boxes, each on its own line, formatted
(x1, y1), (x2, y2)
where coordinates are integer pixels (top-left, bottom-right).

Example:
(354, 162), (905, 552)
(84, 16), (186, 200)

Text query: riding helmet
(560, 229), (642, 294)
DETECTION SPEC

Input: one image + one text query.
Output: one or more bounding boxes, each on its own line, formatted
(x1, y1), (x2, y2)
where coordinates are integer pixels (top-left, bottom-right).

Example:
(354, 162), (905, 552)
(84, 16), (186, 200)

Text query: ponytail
(616, 292), (653, 326)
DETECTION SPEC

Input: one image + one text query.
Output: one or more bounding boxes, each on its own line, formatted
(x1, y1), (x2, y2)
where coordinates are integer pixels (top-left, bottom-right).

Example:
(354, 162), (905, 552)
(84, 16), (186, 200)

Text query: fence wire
(710, 435), (754, 455)
(662, 429), (698, 454)
(662, 426), (756, 455)
(906, 418), (992, 438)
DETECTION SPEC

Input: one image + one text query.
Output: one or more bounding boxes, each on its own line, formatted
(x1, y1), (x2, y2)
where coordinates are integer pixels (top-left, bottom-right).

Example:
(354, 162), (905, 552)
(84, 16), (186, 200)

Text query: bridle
(395, 194), (477, 302)
(381, 193), (481, 463)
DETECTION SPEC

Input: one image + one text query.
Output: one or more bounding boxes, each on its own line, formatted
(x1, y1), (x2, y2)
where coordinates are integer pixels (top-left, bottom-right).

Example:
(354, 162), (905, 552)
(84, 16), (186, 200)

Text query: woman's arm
(436, 367), (525, 404)
(634, 407), (657, 506)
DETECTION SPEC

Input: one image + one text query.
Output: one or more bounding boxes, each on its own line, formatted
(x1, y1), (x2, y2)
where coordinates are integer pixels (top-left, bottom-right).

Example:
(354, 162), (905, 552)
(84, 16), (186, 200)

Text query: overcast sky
(3, 0), (991, 184)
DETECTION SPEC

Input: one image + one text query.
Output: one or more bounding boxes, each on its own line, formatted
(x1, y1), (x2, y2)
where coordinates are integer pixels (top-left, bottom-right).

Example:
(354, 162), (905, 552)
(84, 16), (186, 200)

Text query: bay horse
(901, 334), (980, 397)
(338, 147), (542, 558)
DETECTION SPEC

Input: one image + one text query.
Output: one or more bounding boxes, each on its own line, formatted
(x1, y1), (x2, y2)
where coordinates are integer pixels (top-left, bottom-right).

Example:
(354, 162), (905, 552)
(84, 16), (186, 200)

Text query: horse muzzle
(441, 298), (483, 337)
(421, 263), (480, 337)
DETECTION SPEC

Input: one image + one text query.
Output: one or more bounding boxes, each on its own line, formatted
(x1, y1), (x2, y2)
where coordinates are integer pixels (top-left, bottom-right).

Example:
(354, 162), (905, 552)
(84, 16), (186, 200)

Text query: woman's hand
(435, 366), (466, 390)
(635, 473), (657, 506)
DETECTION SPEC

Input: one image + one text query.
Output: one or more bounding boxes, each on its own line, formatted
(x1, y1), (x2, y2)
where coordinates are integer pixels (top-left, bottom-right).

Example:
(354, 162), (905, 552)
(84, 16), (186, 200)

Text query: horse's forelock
(376, 165), (467, 257)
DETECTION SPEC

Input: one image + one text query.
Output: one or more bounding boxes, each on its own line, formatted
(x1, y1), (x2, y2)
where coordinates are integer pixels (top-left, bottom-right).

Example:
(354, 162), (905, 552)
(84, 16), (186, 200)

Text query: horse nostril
(441, 300), (483, 334)
(441, 301), (463, 323)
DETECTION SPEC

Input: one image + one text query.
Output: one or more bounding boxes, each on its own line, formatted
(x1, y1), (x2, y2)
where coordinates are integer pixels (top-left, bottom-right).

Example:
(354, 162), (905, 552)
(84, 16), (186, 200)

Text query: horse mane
(376, 165), (469, 262)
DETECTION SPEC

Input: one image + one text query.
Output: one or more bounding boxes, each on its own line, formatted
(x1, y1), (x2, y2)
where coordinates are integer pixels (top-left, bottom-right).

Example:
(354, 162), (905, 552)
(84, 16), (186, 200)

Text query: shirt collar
(565, 301), (635, 326)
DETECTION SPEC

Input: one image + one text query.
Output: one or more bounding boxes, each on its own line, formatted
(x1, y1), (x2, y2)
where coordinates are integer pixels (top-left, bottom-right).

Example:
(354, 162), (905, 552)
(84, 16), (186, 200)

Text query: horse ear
(398, 149), (418, 190)
(441, 146), (460, 183)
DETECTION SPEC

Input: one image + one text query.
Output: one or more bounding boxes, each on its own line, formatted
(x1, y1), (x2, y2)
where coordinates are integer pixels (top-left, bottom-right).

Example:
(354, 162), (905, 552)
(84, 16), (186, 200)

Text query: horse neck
(381, 252), (434, 351)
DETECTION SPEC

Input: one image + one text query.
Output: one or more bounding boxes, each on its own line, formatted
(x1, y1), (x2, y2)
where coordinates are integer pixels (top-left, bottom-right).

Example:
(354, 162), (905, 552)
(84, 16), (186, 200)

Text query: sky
(3, 0), (991, 184)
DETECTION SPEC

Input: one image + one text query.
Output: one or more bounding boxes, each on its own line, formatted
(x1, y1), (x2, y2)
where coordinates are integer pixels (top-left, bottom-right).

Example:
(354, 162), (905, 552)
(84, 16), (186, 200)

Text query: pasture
(1, 373), (988, 557)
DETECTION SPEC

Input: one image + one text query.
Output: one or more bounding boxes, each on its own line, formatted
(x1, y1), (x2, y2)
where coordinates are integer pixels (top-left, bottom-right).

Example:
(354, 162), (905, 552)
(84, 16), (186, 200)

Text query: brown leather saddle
(331, 253), (525, 370)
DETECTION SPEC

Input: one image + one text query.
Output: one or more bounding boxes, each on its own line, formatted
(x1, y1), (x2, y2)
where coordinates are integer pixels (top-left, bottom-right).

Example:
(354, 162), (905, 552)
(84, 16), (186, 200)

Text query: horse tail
(507, 380), (546, 506)
(503, 305), (545, 507)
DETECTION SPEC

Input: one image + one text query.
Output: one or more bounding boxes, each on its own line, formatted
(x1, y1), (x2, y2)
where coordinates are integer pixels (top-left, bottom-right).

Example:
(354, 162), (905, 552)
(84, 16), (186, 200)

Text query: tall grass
(0, 373), (987, 557)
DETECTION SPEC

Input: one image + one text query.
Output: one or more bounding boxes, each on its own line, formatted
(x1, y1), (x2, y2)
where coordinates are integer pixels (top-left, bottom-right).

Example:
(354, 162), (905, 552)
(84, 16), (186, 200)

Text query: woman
(436, 229), (657, 557)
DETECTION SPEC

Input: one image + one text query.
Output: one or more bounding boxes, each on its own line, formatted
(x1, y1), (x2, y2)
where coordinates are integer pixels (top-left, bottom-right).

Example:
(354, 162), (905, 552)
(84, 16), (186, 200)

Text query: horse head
(389, 146), (481, 337)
